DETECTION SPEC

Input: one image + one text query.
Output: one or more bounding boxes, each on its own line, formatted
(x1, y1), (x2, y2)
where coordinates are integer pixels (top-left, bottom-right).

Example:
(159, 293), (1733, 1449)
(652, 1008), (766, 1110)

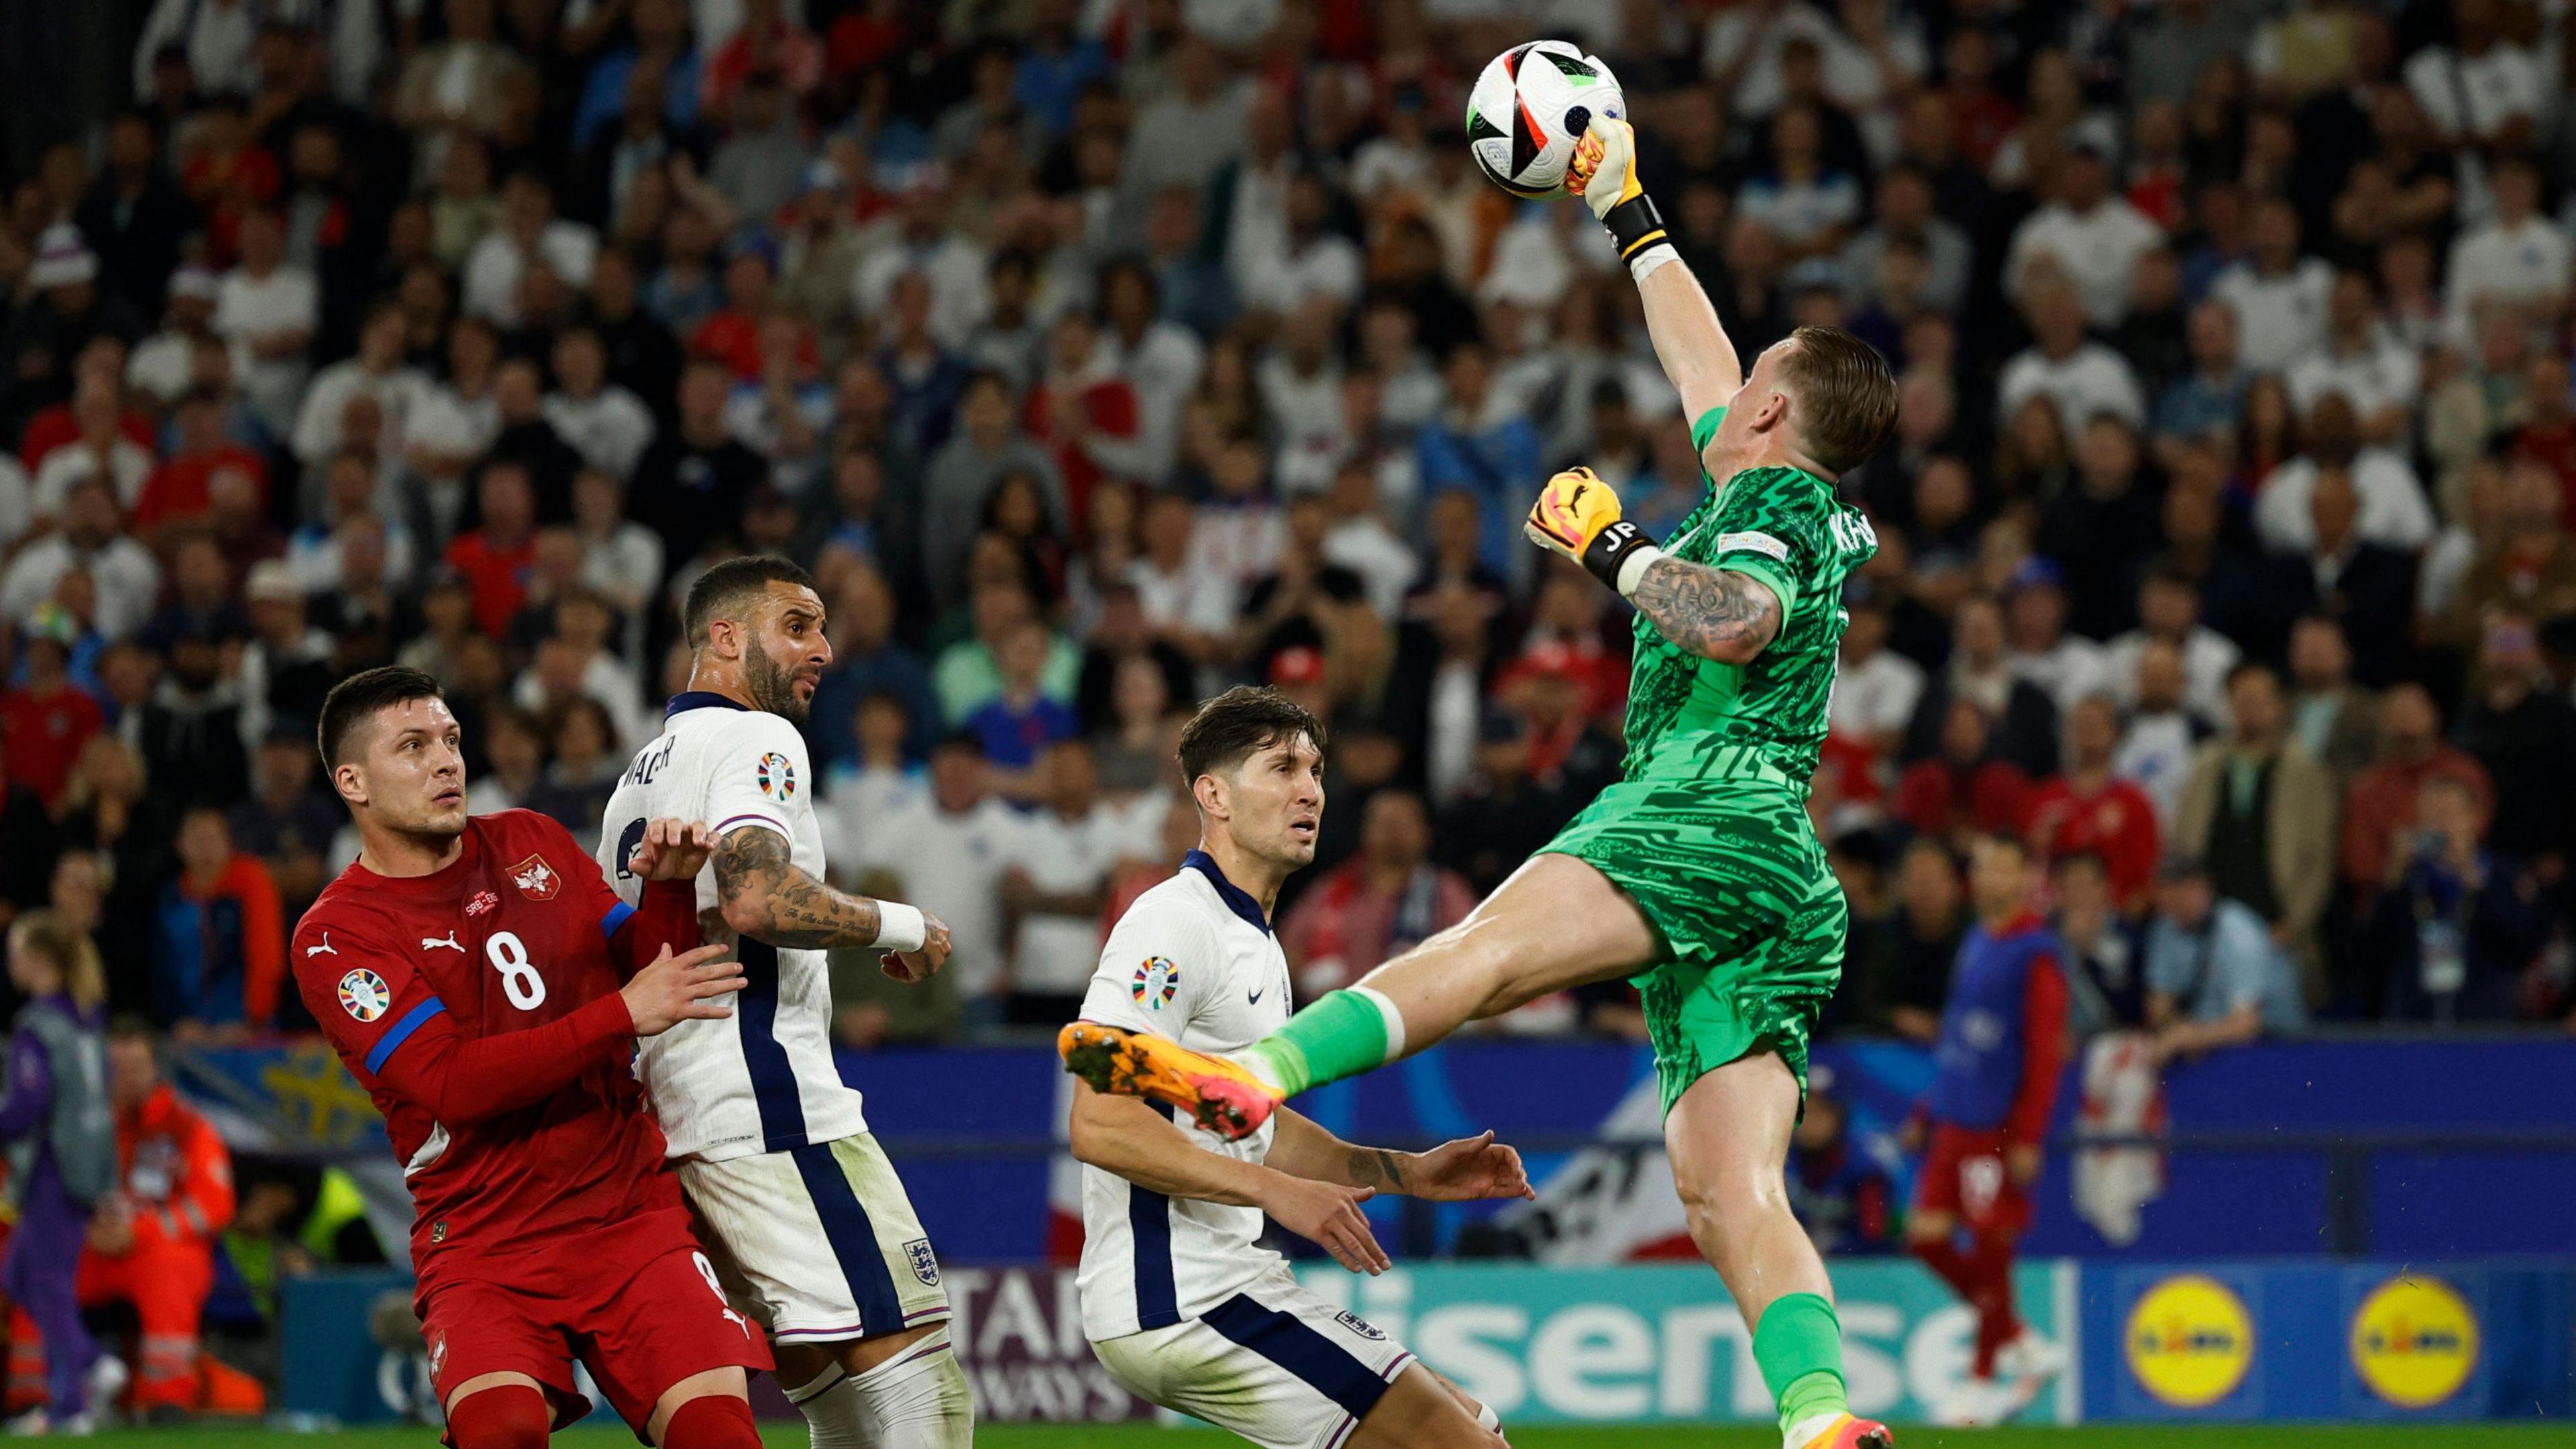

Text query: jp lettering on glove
(1523, 466), (1664, 598)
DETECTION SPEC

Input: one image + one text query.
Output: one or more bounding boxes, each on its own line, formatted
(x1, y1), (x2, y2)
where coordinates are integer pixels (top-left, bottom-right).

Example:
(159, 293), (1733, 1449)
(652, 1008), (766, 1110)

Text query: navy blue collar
(1183, 849), (1272, 935)
(665, 690), (751, 717)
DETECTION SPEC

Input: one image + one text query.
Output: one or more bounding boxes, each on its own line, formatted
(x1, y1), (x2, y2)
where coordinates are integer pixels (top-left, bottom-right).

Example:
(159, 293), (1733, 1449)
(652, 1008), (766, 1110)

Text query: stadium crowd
(0, 0), (2571, 1069)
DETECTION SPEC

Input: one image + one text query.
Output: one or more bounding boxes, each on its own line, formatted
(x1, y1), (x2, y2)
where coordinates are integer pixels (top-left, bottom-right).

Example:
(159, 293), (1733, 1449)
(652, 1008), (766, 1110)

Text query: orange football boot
(1058, 1022), (1283, 1140)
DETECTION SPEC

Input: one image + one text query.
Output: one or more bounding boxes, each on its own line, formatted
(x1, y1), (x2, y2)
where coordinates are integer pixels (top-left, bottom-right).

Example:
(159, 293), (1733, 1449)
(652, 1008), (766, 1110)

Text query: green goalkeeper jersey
(1619, 414), (1878, 786)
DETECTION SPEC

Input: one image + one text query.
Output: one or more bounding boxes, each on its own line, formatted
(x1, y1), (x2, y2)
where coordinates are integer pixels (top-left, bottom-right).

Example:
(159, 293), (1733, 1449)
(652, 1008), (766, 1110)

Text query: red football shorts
(426, 1242), (771, 1439)
(1913, 1123), (2029, 1236)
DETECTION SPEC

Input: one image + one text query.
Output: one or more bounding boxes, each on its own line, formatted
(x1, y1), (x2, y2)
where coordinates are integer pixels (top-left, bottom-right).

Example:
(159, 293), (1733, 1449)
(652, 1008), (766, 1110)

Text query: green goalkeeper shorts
(1539, 745), (1846, 1116)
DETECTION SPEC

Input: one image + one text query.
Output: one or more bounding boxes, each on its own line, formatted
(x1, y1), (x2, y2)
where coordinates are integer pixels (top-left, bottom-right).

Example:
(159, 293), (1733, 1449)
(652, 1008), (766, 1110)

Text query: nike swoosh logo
(1247, 987), (1266, 1006)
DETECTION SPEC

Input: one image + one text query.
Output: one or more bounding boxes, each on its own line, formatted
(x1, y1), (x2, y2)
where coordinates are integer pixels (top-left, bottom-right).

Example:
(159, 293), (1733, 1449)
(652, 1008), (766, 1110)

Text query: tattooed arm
(1628, 553), (1782, 665)
(710, 824), (883, 949)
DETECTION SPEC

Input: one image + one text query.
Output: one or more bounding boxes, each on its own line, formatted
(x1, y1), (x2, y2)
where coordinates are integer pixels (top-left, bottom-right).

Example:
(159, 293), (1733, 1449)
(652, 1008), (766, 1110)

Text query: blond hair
(12, 910), (105, 1012)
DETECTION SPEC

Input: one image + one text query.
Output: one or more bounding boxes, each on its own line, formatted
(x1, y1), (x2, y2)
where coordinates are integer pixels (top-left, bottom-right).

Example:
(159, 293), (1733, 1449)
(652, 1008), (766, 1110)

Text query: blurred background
(0, 0), (2568, 1435)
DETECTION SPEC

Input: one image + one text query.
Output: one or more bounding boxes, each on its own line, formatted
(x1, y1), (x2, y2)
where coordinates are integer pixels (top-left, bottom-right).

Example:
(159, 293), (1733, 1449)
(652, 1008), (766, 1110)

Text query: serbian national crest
(509, 853), (559, 900)
(338, 969), (391, 1022)
(757, 751), (796, 800)
(1132, 956), (1180, 1009)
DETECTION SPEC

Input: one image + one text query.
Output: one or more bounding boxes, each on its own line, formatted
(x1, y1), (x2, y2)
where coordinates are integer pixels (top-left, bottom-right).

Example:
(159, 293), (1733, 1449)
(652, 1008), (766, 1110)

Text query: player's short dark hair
(1175, 686), (1327, 788)
(1778, 326), (1898, 475)
(682, 555), (816, 647)
(317, 665), (445, 770)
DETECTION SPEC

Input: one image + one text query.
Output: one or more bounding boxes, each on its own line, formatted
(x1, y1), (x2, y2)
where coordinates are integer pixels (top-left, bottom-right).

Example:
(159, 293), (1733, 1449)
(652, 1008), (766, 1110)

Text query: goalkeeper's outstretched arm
(1569, 120), (1743, 425)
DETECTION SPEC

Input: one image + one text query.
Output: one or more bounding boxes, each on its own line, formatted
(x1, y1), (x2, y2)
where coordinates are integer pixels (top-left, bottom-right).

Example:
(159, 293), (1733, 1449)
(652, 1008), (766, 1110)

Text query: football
(1464, 39), (1625, 199)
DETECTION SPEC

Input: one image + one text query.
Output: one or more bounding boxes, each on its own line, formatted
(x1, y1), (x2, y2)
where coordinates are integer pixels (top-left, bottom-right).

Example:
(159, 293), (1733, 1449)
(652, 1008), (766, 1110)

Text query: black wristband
(1599, 193), (1669, 264)
(1580, 519), (1662, 594)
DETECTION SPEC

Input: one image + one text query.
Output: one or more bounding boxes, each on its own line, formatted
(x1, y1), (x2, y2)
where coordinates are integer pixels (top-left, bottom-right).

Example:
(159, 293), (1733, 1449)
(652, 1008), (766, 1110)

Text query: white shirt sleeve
(1077, 892), (1222, 1041)
(704, 710), (814, 843)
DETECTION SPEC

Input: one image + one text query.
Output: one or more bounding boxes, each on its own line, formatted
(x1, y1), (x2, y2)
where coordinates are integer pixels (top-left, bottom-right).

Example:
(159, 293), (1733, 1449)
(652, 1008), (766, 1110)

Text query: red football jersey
(292, 810), (691, 1291)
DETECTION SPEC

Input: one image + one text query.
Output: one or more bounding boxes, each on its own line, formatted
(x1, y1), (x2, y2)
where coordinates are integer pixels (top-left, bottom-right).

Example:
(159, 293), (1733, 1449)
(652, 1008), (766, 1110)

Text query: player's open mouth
(435, 788), (464, 806)
(1289, 818), (1316, 838)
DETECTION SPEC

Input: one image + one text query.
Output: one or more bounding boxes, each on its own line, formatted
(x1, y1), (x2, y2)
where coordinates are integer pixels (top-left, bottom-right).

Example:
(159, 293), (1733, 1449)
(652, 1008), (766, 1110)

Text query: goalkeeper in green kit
(1061, 117), (1898, 1449)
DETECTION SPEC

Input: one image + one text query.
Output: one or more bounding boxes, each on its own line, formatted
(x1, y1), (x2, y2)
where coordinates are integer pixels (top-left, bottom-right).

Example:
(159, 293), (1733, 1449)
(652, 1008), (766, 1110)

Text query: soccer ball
(1464, 40), (1625, 200)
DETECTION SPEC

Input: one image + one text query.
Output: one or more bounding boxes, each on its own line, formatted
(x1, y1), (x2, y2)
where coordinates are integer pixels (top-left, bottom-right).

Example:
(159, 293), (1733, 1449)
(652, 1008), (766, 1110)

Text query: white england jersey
(600, 692), (867, 1161)
(1075, 851), (1293, 1342)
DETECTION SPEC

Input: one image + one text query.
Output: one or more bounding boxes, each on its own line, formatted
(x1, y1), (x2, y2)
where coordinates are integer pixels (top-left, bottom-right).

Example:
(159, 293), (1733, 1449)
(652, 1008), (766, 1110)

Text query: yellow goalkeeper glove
(1523, 466), (1666, 597)
(1566, 118), (1672, 274)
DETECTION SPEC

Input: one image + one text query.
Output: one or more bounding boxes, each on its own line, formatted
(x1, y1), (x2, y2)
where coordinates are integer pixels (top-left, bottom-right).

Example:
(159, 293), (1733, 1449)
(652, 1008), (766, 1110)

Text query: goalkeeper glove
(1523, 466), (1665, 598)
(1567, 118), (1676, 280)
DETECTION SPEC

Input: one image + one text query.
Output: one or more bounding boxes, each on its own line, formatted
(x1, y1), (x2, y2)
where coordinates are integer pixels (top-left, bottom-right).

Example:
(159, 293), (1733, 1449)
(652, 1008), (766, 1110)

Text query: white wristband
(873, 901), (927, 953)
(1627, 241), (1680, 284)
(1614, 543), (1666, 600)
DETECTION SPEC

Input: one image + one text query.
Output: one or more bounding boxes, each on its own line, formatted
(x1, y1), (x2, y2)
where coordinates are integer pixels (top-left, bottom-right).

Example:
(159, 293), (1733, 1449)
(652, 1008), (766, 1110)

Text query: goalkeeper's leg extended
(1059, 851), (1656, 1136)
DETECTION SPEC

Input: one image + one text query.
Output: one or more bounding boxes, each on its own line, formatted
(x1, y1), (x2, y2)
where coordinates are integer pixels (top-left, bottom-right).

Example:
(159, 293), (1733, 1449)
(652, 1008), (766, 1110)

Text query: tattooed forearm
(1629, 554), (1780, 663)
(1346, 1147), (1409, 1193)
(711, 826), (885, 949)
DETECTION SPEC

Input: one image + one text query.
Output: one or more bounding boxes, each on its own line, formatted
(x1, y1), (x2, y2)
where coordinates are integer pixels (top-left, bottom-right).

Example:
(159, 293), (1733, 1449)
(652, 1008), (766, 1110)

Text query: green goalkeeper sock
(1240, 987), (1407, 1095)
(1753, 1293), (1848, 1438)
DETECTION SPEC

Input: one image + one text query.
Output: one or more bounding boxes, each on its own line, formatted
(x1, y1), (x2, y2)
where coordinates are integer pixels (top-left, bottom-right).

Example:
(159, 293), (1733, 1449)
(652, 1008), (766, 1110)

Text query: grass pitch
(66, 1423), (2571, 1446)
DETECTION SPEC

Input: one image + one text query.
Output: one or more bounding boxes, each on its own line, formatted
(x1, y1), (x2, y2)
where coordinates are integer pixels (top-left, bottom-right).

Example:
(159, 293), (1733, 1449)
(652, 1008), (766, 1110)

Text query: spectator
(1843, 166), (1971, 316)
(1, 476), (162, 643)
(1832, 590), (1923, 765)
(237, 561), (335, 750)
(2210, 195), (2333, 374)
(2150, 301), (2247, 465)
(129, 626), (251, 810)
(2449, 618), (2576, 871)
(2252, 394), (2434, 556)
(997, 739), (1129, 1024)
(2435, 460), (2576, 651)
(804, 564), (934, 771)
(521, 696), (623, 839)
(2005, 143), (2160, 328)
(150, 806), (283, 1042)
(1902, 596), (2059, 779)
(1996, 271), (2145, 437)
(136, 387), (272, 542)
(0, 616), (104, 809)
(227, 733), (340, 932)
(2442, 154), (2563, 319)
(30, 386), (155, 523)
(2340, 682), (2493, 907)
(2172, 663), (2336, 975)
(2004, 559), (2108, 713)
(75, 111), (199, 321)
(2286, 272), (2419, 446)
(1285, 787), (1476, 1002)
(2029, 696), (2163, 913)
(820, 692), (929, 833)
(1417, 340), (1545, 590)
(290, 301), (427, 472)
(82, 1020), (236, 1419)
(628, 358), (769, 562)
(2145, 855), (2308, 1063)
(1856, 838), (1968, 1046)
(2052, 852), (2149, 1034)
(1897, 699), (2034, 847)
(963, 617), (1081, 800)
(2367, 773), (2543, 1023)
(443, 462), (541, 638)
(211, 207), (317, 438)
(2282, 616), (2381, 788)
(2102, 570), (2240, 726)
(545, 331), (656, 483)
(849, 733), (1023, 1021)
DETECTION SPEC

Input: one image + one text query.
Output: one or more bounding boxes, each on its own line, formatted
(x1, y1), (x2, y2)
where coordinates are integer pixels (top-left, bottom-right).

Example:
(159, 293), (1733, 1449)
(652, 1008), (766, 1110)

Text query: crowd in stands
(0, 0), (2568, 1063)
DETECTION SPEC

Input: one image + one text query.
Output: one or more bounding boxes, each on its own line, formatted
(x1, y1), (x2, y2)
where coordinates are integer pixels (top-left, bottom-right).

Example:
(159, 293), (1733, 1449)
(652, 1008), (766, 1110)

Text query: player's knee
(657, 1392), (761, 1449)
(803, 1329), (971, 1449)
(446, 1383), (551, 1449)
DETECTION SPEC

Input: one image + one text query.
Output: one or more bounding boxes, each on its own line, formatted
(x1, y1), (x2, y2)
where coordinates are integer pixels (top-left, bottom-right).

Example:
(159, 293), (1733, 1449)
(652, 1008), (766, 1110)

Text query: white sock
(1784, 1409), (1848, 1448)
(1475, 1398), (1501, 1433)
(826, 1329), (972, 1449)
(1351, 986), (1407, 1062)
